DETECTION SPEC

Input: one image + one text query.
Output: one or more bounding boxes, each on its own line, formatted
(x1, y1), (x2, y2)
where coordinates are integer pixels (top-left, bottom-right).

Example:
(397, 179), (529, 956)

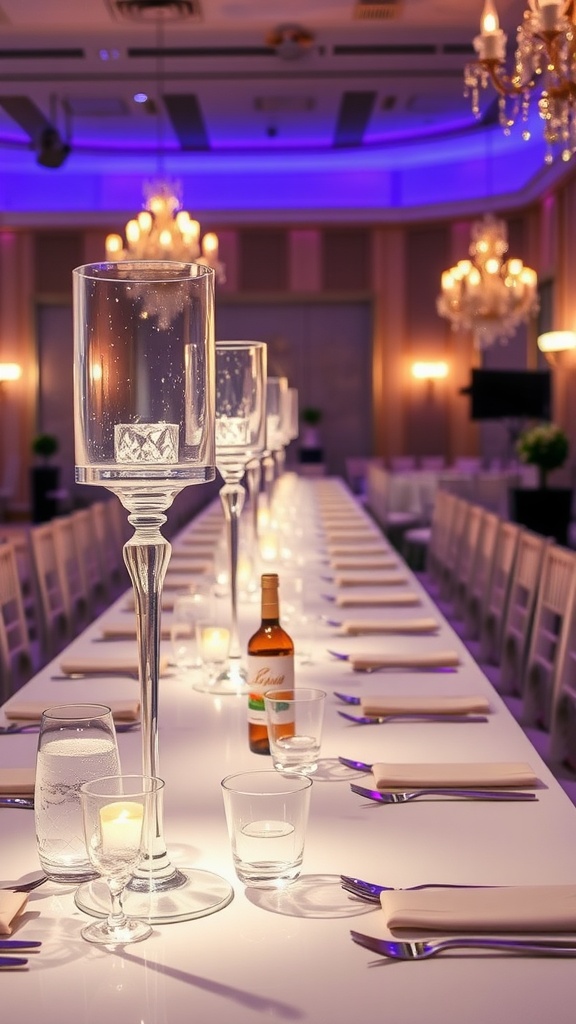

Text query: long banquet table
(3, 475), (576, 1024)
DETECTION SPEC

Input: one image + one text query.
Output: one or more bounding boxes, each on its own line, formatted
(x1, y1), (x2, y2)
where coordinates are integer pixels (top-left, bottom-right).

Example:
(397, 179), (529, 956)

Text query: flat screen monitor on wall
(461, 369), (552, 421)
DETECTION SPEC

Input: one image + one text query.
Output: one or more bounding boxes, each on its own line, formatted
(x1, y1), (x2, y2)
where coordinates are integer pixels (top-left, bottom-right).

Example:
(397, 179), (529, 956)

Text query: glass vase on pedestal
(71, 260), (233, 924)
(210, 341), (267, 694)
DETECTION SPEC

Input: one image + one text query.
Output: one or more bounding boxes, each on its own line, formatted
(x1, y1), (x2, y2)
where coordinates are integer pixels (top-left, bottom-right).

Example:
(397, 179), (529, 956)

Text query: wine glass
(214, 340), (267, 693)
(72, 260), (233, 924)
(194, 618), (232, 692)
(80, 775), (162, 945)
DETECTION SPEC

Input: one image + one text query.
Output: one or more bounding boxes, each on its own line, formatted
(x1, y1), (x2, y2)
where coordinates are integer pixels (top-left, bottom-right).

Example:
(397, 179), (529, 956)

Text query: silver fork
(2, 875), (48, 893)
(350, 931), (576, 959)
(340, 875), (491, 902)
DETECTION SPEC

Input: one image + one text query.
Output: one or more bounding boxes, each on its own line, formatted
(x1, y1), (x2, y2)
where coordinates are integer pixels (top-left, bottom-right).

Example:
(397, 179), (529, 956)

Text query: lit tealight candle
(100, 801), (144, 853)
(199, 626), (230, 662)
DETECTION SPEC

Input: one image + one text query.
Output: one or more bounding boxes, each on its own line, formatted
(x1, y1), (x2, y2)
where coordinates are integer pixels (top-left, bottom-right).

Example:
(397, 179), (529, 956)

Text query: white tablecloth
(2, 476), (576, 1024)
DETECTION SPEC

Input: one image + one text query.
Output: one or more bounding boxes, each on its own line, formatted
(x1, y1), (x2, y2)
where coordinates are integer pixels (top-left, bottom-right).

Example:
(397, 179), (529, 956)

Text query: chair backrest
(419, 456), (446, 471)
(448, 503), (487, 614)
(521, 545), (576, 730)
(496, 529), (551, 695)
(473, 472), (514, 518)
(461, 508), (500, 640)
(52, 514), (92, 636)
(437, 496), (471, 600)
(389, 456), (417, 472)
(29, 521), (72, 660)
(71, 507), (109, 615)
(549, 593), (576, 771)
(0, 540), (35, 700)
(477, 520), (523, 665)
(452, 456), (482, 473)
(424, 488), (457, 585)
(89, 500), (128, 599)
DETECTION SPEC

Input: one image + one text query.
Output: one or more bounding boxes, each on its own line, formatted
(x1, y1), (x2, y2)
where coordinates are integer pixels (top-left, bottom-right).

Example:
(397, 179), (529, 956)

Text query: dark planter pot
(31, 465), (60, 523)
(511, 487), (573, 546)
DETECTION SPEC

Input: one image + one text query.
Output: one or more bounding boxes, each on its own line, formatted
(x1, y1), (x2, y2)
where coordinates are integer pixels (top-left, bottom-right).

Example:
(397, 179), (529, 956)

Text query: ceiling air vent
(354, 0), (402, 21)
(108, 0), (202, 21)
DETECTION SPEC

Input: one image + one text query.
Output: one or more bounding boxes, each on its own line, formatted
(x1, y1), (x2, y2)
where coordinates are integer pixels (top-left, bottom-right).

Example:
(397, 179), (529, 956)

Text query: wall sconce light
(411, 361), (449, 381)
(537, 331), (576, 369)
(0, 362), (22, 383)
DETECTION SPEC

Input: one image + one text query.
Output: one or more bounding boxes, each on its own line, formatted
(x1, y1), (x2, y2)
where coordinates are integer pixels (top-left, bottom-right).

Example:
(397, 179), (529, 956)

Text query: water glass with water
(34, 703), (121, 883)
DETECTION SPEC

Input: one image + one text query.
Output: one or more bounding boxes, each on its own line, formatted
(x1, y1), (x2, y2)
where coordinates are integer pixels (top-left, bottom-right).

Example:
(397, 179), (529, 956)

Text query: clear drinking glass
(34, 703), (121, 883)
(215, 340), (267, 693)
(221, 770), (312, 888)
(80, 775), (163, 946)
(72, 260), (233, 924)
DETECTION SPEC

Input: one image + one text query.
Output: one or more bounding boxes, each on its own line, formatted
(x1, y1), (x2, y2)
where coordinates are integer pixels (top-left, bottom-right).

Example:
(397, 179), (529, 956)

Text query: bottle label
(247, 655), (295, 725)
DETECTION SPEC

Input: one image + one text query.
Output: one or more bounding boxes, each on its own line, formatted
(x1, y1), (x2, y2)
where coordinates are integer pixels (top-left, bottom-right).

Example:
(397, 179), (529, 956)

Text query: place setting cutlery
(340, 875), (496, 902)
(0, 797), (35, 809)
(349, 932), (576, 960)
(332, 692), (487, 724)
(0, 721), (139, 735)
(349, 781), (538, 803)
(327, 649), (460, 672)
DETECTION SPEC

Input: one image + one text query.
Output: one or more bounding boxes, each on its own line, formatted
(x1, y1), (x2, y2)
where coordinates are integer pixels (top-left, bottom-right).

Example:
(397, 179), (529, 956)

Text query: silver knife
(0, 940), (41, 950)
(0, 797), (34, 809)
(351, 783), (538, 803)
(0, 956), (28, 968)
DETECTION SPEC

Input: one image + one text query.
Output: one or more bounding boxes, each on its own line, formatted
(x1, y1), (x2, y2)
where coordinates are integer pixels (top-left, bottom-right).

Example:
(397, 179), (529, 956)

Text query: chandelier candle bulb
(100, 802), (144, 854)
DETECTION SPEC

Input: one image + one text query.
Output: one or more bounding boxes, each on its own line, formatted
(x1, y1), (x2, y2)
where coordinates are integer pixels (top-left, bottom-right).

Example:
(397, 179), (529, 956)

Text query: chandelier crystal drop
(437, 214), (539, 350)
(105, 179), (226, 283)
(465, 0), (576, 164)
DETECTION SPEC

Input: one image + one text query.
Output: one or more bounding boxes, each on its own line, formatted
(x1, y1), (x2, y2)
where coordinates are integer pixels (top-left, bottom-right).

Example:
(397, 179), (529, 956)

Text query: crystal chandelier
(465, 1), (576, 164)
(105, 180), (226, 283)
(437, 214), (539, 349)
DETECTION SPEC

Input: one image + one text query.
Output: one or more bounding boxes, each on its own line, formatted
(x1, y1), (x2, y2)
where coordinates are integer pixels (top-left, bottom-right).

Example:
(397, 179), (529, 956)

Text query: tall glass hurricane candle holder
(72, 261), (233, 923)
(265, 376), (289, 499)
(212, 340), (267, 694)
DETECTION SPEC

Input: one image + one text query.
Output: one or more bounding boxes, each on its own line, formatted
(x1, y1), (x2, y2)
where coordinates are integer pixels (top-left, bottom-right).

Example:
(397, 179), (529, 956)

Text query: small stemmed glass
(214, 340), (267, 693)
(80, 775), (163, 946)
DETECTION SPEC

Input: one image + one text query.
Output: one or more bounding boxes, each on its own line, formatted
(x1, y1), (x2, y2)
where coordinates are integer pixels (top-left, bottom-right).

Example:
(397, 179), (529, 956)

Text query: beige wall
(0, 181), (574, 515)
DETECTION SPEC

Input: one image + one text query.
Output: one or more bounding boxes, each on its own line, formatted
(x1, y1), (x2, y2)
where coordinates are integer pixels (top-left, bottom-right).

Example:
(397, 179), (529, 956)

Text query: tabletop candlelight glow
(100, 801), (144, 853)
(198, 626), (231, 662)
(260, 531), (279, 562)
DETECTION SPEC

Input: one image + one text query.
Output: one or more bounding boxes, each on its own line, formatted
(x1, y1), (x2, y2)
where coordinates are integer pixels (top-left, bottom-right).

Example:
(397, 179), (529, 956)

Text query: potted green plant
(512, 422), (571, 544)
(31, 433), (61, 523)
(32, 433), (59, 463)
(516, 422), (569, 489)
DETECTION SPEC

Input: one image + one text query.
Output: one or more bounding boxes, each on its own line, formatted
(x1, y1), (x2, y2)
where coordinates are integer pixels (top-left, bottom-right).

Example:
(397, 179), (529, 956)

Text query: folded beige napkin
(380, 885), (576, 933)
(168, 558), (213, 572)
(0, 892), (28, 936)
(164, 571), (209, 588)
(371, 761), (537, 790)
(326, 532), (380, 542)
(331, 557), (399, 571)
(100, 620), (171, 641)
(335, 573), (409, 588)
(0, 767), (35, 796)
(360, 694), (490, 716)
(335, 592), (420, 608)
(180, 537), (218, 551)
(348, 649), (460, 671)
(341, 618), (439, 636)
(5, 699), (141, 724)
(59, 653), (169, 676)
(328, 544), (391, 557)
